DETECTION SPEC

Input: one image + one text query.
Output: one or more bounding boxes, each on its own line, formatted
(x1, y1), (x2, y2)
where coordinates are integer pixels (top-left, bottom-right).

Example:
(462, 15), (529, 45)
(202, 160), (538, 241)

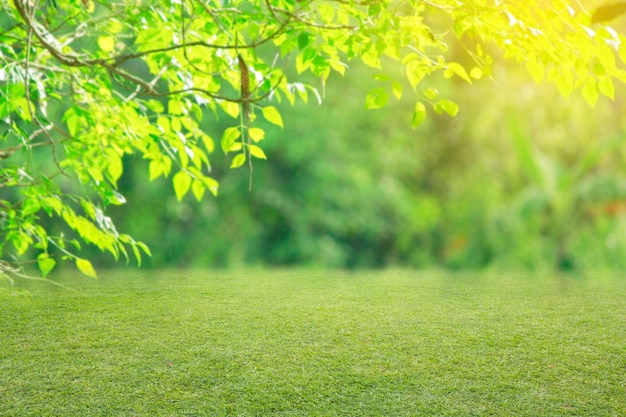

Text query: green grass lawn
(1, 269), (624, 416)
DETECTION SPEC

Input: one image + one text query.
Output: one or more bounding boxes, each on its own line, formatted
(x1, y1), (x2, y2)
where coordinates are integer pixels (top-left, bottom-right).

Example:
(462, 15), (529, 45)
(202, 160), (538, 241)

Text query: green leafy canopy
(1, 0), (624, 280)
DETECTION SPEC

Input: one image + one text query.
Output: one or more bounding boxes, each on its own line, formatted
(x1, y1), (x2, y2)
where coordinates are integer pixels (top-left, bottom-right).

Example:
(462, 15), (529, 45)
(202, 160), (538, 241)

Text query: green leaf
(76, 258), (97, 279)
(470, 67), (483, 80)
(392, 81), (403, 100)
(231, 153), (246, 169)
(157, 116), (171, 133)
(107, 150), (123, 183)
(191, 179), (205, 201)
(201, 134), (214, 153)
(10, 232), (31, 255)
(221, 127), (241, 153)
(581, 78), (599, 107)
(262, 106), (283, 128)
(412, 102), (427, 128)
(65, 111), (81, 137)
(526, 58), (544, 84)
(598, 76), (615, 100)
(248, 128), (265, 142)
(42, 196), (63, 215)
(296, 48), (317, 74)
(228, 142), (243, 152)
(361, 48), (382, 69)
(445, 63), (472, 84)
(37, 254), (56, 278)
(406, 61), (428, 89)
(22, 198), (41, 217)
(97, 36), (115, 53)
(105, 19), (124, 34)
(173, 171), (192, 201)
(221, 101), (240, 118)
(203, 177), (219, 196)
(319, 3), (335, 22)
(365, 88), (389, 110)
(298, 33), (310, 50)
(329, 59), (346, 75)
(434, 100), (459, 117)
(555, 69), (574, 98)
(137, 242), (152, 257)
(149, 160), (163, 181)
(168, 99), (185, 115)
(249, 145), (267, 159)
(423, 88), (439, 100)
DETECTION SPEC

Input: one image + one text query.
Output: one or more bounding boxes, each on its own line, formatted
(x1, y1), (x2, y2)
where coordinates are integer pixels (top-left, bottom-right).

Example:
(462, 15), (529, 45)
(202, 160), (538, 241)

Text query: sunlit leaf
(249, 145), (267, 160)
(149, 160), (163, 181)
(423, 88), (439, 100)
(221, 127), (241, 153)
(298, 33), (310, 50)
(191, 179), (205, 201)
(37, 254), (56, 277)
(598, 76), (615, 100)
(581, 77), (599, 107)
(173, 171), (192, 201)
(392, 81), (403, 100)
(434, 99), (459, 117)
(412, 102), (427, 128)
(248, 128), (265, 142)
(230, 153), (246, 169)
(470, 67), (483, 80)
(446, 63), (472, 84)
(107, 150), (123, 183)
(22, 198), (40, 217)
(97, 36), (115, 52)
(406, 61), (428, 89)
(365, 88), (388, 110)
(262, 106), (283, 128)
(201, 134), (214, 153)
(76, 258), (97, 279)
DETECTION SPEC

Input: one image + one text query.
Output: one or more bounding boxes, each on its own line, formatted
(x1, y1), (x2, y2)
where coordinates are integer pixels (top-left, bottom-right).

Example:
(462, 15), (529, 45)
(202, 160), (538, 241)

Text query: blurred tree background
(89, 55), (626, 272)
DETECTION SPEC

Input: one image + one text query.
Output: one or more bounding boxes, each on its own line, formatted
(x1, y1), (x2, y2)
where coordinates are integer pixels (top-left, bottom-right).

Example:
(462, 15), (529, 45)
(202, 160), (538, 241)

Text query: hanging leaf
(412, 102), (427, 128)
(249, 145), (267, 160)
(97, 35), (115, 52)
(392, 81), (403, 100)
(230, 153), (246, 169)
(470, 67), (483, 80)
(173, 171), (192, 201)
(423, 88), (439, 100)
(149, 160), (163, 181)
(262, 106), (283, 128)
(365, 88), (389, 110)
(445, 63), (472, 84)
(221, 127), (241, 153)
(191, 179), (205, 201)
(38, 254), (56, 277)
(76, 258), (97, 279)
(248, 128), (265, 142)
(434, 99), (459, 117)
(581, 77), (599, 107)
(106, 150), (123, 183)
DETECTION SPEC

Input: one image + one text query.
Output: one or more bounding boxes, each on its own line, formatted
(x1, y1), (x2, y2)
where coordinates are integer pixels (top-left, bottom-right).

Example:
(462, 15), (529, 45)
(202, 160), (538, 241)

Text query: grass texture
(1, 270), (625, 416)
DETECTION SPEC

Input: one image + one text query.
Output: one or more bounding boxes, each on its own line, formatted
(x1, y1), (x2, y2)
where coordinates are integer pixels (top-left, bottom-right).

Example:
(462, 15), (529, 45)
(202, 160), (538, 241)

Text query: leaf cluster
(1, 0), (625, 279)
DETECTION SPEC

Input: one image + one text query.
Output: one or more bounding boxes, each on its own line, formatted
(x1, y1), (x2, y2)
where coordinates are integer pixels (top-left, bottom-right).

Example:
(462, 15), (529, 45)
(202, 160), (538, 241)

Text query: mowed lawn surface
(1, 270), (624, 416)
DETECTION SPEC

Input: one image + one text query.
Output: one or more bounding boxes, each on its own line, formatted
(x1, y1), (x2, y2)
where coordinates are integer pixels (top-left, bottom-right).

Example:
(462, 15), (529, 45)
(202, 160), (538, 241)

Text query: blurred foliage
(94, 59), (626, 272)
